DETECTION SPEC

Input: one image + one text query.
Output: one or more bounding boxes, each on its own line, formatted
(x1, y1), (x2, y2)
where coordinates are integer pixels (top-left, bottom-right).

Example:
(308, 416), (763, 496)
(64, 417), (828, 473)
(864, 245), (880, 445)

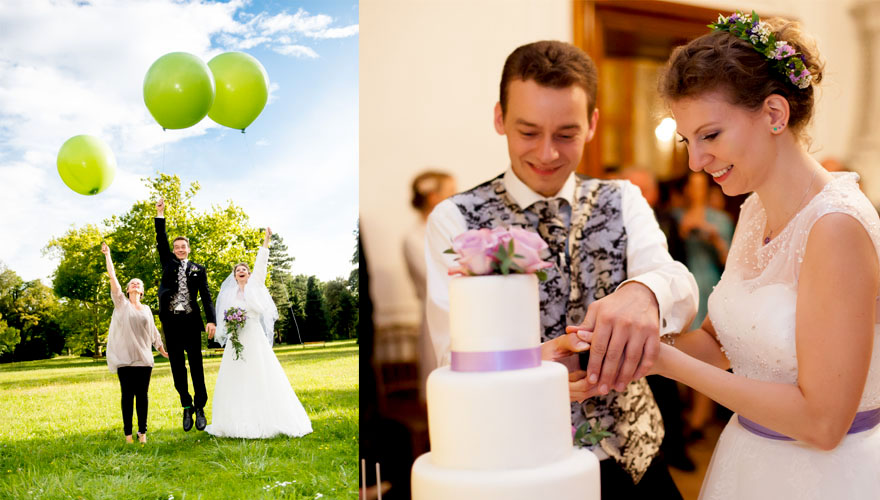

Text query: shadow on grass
(0, 357), (109, 373)
(0, 415), (358, 500)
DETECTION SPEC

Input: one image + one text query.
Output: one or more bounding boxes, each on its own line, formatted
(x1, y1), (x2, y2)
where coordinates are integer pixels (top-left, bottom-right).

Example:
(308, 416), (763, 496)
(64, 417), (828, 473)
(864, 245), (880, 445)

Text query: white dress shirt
(425, 169), (698, 366)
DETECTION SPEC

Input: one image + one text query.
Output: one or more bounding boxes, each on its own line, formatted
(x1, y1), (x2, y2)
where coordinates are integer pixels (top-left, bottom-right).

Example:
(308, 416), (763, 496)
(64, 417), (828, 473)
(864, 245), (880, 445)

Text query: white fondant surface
(449, 274), (540, 352)
(412, 448), (601, 500)
(427, 362), (572, 469)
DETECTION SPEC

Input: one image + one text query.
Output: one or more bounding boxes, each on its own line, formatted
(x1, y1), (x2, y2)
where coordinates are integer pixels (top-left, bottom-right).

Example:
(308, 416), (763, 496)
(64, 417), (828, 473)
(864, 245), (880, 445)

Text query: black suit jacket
(155, 217), (216, 328)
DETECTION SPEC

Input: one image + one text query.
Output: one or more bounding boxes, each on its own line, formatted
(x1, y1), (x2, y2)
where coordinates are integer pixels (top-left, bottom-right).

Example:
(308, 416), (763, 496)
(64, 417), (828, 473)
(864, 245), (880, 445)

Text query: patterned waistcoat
(451, 173), (663, 483)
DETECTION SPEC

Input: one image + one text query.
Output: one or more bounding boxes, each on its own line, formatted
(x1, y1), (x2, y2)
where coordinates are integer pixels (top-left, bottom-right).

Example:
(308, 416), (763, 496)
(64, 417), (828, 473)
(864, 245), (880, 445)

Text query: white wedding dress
(700, 173), (880, 499)
(205, 247), (313, 439)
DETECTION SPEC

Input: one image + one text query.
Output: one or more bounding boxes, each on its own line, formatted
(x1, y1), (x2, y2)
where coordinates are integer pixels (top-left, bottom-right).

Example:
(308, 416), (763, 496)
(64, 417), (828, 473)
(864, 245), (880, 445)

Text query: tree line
(0, 173), (358, 363)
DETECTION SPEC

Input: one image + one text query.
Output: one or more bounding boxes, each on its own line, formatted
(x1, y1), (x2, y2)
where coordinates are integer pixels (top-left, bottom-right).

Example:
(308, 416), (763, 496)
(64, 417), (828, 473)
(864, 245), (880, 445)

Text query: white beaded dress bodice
(708, 173), (880, 410)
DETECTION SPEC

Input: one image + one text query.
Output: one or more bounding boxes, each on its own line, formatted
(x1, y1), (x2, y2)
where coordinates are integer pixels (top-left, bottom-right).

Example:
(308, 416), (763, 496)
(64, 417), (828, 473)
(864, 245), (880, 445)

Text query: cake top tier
(449, 273), (541, 353)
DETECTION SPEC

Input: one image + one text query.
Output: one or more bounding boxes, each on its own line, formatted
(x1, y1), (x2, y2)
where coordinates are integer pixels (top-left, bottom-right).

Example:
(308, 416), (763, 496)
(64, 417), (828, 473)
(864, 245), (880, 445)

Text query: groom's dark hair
(499, 40), (598, 122)
(172, 236), (190, 246)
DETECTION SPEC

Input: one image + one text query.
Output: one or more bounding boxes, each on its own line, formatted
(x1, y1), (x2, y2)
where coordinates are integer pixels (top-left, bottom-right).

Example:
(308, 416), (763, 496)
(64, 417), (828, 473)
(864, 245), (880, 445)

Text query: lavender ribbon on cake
(451, 346), (542, 372)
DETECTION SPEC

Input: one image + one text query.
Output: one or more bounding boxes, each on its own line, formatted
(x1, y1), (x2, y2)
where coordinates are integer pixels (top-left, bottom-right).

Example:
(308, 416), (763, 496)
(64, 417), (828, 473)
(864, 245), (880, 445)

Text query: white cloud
(272, 45), (319, 58)
(311, 25), (359, 39)
(218, 7), (358, 56)
(255, 139), (269, 147)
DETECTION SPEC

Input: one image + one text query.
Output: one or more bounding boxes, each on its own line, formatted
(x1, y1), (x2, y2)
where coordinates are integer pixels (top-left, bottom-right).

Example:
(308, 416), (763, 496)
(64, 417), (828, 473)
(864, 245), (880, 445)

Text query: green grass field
(0, 340), (358, 500)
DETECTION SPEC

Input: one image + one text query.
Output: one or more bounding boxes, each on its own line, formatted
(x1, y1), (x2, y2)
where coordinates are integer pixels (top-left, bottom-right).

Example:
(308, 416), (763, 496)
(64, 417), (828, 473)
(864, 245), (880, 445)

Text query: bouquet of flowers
(445, 227), (553, 279)
(223, 306), (247, 360)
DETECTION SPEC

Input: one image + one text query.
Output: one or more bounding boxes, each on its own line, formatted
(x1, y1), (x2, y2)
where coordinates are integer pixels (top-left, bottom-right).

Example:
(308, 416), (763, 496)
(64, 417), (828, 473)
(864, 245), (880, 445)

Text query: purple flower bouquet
(224, 306), (247, 360)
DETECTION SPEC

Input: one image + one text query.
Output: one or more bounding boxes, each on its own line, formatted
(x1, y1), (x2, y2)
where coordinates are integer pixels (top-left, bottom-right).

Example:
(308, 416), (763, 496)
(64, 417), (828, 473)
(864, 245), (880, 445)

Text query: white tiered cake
(411, 273), (600, 500)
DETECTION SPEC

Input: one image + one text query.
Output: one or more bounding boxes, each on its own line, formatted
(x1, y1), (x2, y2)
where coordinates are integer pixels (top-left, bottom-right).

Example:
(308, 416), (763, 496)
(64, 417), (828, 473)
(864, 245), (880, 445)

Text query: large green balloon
(207, 52), (269, 131)
(143, 52), (215, 130)
(57, 135), (116, 196)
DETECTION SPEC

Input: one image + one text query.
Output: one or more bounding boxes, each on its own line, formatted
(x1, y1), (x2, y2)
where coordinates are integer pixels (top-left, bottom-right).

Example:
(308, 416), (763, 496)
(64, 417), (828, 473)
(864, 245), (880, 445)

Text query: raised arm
(251, 227), (271, 286)
(154, 198), (174, 266)
(101, 242), (122, 299)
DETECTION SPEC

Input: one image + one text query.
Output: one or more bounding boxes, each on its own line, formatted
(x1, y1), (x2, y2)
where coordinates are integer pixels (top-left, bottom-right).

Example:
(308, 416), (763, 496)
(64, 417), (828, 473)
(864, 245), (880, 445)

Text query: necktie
(173, 260), (191, 312)
(531, 198), (571, 270)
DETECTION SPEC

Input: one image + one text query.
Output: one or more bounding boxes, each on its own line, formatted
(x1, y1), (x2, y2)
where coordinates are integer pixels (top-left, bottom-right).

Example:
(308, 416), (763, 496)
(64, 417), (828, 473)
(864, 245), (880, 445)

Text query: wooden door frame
(573, 0), (725, 177)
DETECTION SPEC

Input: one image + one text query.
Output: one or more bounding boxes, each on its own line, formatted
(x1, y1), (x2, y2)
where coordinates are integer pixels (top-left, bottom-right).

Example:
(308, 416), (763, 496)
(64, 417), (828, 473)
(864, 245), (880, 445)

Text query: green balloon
(57, 135), (116, 196)
(143, 52), (215, 130)
(207, 52), (269, 131)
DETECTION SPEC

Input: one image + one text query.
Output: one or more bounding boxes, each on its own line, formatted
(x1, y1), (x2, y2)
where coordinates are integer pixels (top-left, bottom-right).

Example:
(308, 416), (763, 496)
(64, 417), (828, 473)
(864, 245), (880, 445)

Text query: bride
(205, 227), (313, 439)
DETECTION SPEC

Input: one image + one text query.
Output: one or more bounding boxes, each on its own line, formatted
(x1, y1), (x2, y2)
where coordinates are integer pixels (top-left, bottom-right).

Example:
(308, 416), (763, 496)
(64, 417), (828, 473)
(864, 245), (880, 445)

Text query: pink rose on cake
(448, 228), (501, 275)
(446, 226), (553, 279)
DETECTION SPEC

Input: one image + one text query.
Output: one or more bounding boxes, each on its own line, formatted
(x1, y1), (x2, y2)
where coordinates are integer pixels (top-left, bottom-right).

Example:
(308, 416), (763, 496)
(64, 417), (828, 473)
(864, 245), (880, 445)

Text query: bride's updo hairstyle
(233, 262), (250, 274)
(659, 14), (824, 142)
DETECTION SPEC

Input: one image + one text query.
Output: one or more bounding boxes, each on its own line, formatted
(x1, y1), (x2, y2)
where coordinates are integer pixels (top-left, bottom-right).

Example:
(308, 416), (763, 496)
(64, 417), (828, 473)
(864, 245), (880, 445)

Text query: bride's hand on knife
(540, 328), (592, 362)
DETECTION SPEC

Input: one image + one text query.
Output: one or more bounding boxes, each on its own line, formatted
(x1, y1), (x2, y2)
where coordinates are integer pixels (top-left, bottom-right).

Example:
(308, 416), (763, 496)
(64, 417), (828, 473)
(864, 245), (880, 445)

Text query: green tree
(304, 276), (329, 342)
(46, 173), (264, 353)
(0, 314), (20, 355)
(267, 233), (296, 344)
(0, 263), (67, 361)
(336, 288), (358, 339)
(45, 225), (108, 355)
(324, 277), (358, 339)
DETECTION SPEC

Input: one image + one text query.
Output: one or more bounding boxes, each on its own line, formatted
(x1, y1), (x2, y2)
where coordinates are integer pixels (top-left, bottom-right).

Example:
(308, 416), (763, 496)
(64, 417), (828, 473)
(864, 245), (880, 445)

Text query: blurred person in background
(403, 170), (457, 402)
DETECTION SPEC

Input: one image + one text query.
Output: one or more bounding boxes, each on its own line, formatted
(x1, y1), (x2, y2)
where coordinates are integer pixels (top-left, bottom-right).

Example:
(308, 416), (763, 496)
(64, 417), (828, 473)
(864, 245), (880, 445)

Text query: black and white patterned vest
(451, 173), (663, 483)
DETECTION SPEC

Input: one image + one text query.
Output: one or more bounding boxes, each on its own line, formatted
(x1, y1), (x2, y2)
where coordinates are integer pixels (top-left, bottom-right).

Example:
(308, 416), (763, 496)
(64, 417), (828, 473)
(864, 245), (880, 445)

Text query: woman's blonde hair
(126, 278), (144, 299)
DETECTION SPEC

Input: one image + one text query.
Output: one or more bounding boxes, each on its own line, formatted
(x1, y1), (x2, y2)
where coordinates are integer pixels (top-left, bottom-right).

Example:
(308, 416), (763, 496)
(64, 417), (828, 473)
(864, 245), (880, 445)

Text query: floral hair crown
(709, 11), (812, 89)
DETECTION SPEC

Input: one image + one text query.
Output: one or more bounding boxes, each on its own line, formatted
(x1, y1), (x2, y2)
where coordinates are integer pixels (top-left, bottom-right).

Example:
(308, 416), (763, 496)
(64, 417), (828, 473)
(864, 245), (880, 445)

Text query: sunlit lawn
(0, 340), (358, 499)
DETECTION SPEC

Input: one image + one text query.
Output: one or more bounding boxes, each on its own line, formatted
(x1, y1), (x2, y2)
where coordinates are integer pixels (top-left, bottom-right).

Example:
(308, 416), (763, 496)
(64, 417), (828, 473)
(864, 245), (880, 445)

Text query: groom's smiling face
(172, 238), (190, 260)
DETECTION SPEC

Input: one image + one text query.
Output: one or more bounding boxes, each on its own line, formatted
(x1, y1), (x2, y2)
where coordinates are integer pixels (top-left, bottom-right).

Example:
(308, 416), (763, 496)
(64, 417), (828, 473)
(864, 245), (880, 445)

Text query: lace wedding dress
(700, 173), (880, 499)
(205, 247), (313, 439)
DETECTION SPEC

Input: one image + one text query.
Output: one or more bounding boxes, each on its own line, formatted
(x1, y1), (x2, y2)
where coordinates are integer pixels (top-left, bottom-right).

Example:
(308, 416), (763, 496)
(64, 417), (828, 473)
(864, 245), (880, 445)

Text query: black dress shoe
(182, 407), (194, 432)
(195, 408), (207, 431)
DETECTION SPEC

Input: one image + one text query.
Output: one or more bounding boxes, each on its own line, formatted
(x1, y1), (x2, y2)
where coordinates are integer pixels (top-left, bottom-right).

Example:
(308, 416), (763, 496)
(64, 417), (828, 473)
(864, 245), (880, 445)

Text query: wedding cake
(411, 273), (600, 500)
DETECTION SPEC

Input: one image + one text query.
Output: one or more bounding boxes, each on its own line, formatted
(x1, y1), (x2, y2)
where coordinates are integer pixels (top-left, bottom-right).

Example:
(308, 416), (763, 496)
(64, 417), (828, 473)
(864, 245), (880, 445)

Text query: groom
(155, 198), (216, 432)
(425, 41), (698, 499)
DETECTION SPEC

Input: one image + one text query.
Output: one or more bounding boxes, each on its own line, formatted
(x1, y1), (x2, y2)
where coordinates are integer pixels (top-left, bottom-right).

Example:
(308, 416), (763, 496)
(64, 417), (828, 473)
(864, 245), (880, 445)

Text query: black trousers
(600, 454), (683, 500)
(117, 366), (152, 435)
(161, 312), (207, 409)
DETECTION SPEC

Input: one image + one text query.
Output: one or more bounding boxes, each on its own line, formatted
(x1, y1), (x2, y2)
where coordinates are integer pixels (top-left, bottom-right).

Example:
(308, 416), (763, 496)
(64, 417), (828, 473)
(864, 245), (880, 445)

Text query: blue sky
(0, 0), (358, 283)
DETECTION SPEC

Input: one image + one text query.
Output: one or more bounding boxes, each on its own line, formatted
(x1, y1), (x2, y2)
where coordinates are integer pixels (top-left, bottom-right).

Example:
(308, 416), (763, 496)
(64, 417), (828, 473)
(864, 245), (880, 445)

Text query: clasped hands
(541, 282), (660, 402)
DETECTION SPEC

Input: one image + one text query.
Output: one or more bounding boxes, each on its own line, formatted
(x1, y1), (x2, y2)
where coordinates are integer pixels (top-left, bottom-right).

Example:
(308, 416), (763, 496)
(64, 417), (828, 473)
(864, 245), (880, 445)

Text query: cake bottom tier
(411, 448), (601, 500)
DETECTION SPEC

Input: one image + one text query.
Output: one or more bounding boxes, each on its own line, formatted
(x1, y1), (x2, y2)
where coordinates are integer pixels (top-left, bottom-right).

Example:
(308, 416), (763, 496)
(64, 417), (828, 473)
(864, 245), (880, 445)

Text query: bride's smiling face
(234, 264), (250, 285)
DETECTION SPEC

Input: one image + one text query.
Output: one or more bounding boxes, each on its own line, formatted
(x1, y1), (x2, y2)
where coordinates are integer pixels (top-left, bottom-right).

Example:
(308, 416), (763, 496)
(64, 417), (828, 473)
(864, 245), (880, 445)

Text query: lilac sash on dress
(738, 408), (880, 441)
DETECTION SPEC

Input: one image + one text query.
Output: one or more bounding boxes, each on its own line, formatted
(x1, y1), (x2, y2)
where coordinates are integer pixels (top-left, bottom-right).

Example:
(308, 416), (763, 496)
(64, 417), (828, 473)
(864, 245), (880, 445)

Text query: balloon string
(162, 140), (165, 172)
(242, 131), (257, 171)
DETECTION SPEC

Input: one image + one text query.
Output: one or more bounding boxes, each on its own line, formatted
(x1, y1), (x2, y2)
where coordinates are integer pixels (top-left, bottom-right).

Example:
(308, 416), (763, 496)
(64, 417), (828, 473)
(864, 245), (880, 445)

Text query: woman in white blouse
(102, 242), (168, 444)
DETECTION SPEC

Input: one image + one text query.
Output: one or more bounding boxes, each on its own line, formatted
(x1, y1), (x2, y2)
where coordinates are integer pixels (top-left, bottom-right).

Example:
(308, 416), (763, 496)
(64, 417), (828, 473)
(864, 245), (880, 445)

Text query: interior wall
(360, 0), (572, 327)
